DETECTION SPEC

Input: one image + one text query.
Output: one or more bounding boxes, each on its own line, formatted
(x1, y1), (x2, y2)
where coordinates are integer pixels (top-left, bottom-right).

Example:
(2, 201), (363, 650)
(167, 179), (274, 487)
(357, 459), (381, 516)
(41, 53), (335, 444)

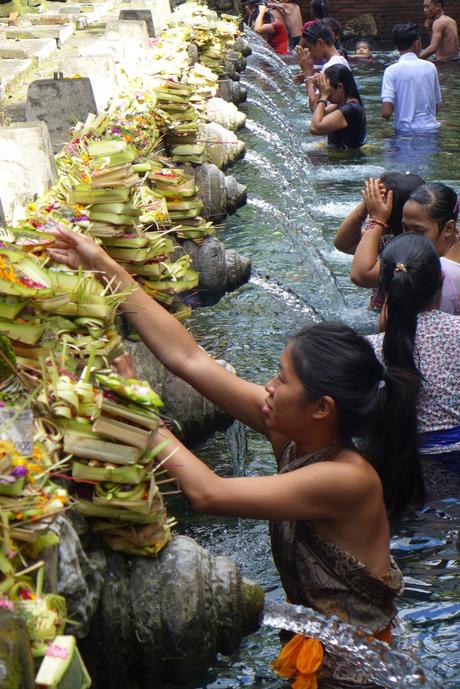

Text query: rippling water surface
(174, 36), (460, 689)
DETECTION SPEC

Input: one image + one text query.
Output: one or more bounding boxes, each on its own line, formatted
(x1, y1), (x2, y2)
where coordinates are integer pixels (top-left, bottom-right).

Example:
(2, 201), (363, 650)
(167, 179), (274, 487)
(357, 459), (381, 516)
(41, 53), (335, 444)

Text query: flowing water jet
(263, 601), (433, 689)
(244, 64), (296, 102)
(250, 272), (322, 321)
(245, 119), (311, 180)
(248, 197), (345, 315)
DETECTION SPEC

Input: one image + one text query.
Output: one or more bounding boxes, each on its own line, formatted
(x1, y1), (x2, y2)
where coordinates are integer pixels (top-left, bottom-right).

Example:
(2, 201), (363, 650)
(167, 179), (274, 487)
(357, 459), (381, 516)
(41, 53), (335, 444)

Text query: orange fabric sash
(272, 628), (391, 689)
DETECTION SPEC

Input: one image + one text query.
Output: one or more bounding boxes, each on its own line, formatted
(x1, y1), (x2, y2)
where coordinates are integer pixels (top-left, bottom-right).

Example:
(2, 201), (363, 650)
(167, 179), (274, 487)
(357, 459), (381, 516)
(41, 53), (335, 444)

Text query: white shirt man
(381, 22), (442, 134)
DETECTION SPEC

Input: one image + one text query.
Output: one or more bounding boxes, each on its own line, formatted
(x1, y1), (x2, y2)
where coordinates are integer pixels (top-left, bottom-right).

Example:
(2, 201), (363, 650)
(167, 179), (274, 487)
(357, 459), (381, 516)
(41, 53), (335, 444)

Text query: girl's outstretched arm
(48, 230), (270, 435)
(157, 426), (381, 523)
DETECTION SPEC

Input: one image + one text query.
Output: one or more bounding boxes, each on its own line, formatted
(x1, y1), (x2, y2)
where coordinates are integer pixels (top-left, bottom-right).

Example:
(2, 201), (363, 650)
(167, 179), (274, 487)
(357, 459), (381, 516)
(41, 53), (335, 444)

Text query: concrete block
(59, 53), (119, 110)
(25, 76), (98, 153)
(0, 121), (57, 222)
(0, 38), (56, 60)
(2, 22), (74, 46)
(104, 19), (150, 54)
(119, 9), (155, 37)
(0, 59), (34, 101)
(0, 197), (6, 226)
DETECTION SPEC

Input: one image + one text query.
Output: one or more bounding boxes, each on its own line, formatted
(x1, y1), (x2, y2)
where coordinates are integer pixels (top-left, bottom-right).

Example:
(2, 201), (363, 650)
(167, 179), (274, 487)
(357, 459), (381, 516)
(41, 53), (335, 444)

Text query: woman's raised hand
(317, 72), (331, 100)
(47, 228), (111, 273)
(362, 178), (393, 224)
(295, 45), (314, 75)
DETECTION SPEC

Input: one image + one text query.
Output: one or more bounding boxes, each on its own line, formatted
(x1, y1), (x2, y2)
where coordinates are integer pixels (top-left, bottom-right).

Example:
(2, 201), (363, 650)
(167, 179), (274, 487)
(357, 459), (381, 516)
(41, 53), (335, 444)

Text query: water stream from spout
(263, 601), (433, 689)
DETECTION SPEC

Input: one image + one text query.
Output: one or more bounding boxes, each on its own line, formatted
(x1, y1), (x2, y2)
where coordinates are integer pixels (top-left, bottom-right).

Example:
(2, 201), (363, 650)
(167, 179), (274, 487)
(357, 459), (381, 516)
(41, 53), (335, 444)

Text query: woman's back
(369, 309), (460, 437)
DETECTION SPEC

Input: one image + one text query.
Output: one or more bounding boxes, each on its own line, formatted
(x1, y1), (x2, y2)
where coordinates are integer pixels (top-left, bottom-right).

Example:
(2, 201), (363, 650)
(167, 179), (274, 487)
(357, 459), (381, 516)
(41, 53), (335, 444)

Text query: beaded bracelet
(364, 218), (389, 231)
(316, 99), (328, 107)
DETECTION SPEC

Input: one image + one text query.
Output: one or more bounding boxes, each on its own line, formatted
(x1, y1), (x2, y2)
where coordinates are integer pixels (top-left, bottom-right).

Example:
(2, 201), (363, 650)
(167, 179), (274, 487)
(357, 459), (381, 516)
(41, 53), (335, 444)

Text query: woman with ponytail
(48, 229), (423, 689)
(368, 232), (460, 457)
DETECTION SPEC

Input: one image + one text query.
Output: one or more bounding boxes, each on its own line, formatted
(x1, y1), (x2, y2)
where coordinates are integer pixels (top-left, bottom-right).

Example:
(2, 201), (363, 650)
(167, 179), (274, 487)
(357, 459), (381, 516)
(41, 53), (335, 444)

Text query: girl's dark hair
(324, 64), (363, 104)
(302, 19), (334, 45)
(322, 17), (348, 58)
(379, 232), (442, 378)
(408, 182), (459, 231)
(290, 321), (424, 520)
(380, 172), (425, 234)
(310, 0), (330, 19)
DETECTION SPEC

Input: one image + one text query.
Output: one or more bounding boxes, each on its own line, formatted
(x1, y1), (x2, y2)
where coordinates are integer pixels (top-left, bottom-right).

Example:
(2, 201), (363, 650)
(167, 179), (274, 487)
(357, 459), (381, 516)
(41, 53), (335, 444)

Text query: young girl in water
(351, 180), (460, 315)
(310, 64), (366, 150)
(368, 232), (460, 457)
(48, 229), (424, 689)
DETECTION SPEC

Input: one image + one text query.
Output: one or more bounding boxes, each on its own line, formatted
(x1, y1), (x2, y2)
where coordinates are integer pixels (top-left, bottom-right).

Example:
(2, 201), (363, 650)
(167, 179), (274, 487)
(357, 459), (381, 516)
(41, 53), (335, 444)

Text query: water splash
(250, 272), (322, 322)
(263, 601), (433, 689)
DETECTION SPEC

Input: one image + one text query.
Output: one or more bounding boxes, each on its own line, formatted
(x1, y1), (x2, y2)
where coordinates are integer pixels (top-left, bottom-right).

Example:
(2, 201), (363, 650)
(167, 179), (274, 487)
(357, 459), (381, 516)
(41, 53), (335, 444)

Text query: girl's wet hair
(408, 182), (459, 231)
(379, 232), (442, 378)
(310, 0), (330, 19)
(324, 64), (362, 104)
(380, 171), (425, 234)
(289, 321), (424, 520)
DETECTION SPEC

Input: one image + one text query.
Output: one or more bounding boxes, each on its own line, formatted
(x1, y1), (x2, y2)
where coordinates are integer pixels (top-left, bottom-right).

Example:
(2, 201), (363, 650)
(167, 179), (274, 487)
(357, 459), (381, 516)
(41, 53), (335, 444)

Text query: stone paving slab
(0, 38), (57, 61)
(0, 59), (34, 101)
(0, 121), (57, 222)
(0, 23), (75, 46)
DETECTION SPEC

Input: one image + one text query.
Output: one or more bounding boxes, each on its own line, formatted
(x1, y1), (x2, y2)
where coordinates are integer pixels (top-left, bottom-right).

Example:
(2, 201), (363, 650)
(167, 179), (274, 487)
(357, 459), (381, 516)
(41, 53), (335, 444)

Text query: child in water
(350, 39), (374, 62)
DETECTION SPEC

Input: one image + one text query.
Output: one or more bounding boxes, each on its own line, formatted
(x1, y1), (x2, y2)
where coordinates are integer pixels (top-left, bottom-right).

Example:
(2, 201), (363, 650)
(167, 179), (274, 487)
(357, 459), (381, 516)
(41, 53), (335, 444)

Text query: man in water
(420, 0), (459, 61)
(381, 22), (441, 134)
(268, 0), (303, 48)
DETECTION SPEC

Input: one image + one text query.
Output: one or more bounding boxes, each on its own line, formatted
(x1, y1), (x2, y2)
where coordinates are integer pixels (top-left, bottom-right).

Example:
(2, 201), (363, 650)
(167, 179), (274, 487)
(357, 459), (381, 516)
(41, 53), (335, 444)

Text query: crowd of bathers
(46, 4), (460, 686)
(246, 0), (459, 149)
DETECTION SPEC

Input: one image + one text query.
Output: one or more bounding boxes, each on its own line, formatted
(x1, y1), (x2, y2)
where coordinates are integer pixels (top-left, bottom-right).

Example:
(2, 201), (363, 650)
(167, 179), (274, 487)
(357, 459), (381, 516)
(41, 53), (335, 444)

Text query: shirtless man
(420, 0), (459, 61)
(268, 0), (303, 48)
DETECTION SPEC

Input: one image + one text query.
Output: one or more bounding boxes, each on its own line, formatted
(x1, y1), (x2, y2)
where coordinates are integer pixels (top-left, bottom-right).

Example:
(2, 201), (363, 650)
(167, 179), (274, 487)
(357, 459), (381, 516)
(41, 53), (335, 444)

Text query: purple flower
(11, 465), (28, 478)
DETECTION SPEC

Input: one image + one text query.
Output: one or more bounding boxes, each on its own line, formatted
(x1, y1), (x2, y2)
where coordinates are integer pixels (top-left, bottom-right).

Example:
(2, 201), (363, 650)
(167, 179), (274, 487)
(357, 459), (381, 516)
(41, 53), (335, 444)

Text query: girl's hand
(47, 227), (110, 272)
(292, 71), (306, 85)
(317, 71), (331, 100)
(257, 3), (267, 15)
(112, 352), (136, 379)
(295, 45), (313, 75)
(362, 178), (393, 224)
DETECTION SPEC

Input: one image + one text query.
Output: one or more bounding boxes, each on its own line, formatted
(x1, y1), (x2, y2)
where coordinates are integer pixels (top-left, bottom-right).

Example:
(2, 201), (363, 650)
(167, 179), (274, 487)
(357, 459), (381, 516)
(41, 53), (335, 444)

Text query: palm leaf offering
(0, 3), (245, 678)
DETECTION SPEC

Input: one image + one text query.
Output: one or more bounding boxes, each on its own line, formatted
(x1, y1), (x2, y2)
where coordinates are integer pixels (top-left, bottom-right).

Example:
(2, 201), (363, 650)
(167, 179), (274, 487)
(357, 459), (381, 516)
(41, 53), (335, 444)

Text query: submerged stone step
(0, 121), (57, 222)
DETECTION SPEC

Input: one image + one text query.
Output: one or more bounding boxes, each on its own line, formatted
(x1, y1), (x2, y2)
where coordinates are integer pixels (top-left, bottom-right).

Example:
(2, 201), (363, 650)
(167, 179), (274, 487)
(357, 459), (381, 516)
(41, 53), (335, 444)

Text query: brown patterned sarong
(269, 442), (403, 688)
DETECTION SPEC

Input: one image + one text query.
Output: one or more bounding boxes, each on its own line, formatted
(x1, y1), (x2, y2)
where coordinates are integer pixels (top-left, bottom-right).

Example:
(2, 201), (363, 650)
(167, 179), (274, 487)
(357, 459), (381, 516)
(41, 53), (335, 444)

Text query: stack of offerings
(0, 400), (70, 660)
(56, 130), (200, 316)
(149, 168), (215, 244)
(32, 358), (176, 557)
(155, 81), (206, 165)
(170, 3), (240, 75)
(0, 415), (92, 684)
(0, 242), (125, 372)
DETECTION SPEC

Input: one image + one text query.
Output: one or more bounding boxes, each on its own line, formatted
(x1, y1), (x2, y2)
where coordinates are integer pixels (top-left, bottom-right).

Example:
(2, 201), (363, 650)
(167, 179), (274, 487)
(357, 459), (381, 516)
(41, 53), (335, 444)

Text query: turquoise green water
(176, 42), (460, 688)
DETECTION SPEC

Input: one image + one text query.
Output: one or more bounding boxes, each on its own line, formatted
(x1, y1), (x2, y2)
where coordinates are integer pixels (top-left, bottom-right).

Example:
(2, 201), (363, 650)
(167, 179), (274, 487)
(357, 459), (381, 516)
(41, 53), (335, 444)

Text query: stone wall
(296, 0), (460, 40)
